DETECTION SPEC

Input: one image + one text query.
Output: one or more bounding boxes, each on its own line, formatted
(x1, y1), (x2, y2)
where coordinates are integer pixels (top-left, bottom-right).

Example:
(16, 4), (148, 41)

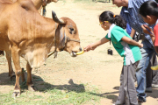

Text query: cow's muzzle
(71, 48), (84, 57)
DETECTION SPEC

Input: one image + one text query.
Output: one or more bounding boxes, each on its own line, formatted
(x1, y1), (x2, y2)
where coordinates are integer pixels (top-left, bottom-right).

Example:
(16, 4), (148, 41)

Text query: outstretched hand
(84, 44), (96, 52)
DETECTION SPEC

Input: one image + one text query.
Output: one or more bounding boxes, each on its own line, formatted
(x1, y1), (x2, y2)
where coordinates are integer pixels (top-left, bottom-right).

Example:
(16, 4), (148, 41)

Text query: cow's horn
(52, 11), (65, 24)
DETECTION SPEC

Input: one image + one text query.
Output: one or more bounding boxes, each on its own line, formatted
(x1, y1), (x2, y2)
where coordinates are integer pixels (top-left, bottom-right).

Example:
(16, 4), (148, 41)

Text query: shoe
(152, 84), (158, 88)
(138, 99), (144, 103)
(145, 87), (152, 93)
(137, 97), (146, 103)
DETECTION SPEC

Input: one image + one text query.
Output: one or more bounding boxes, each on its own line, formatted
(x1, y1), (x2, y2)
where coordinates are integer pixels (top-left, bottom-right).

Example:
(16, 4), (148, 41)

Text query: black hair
(139, 1), (158, 17)
(99, 11), (126, 29)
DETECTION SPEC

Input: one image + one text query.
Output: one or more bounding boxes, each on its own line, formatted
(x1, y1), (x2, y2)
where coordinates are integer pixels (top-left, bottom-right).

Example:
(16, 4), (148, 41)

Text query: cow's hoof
(12, 90), (20, 98)
(28, 85), (35, 91)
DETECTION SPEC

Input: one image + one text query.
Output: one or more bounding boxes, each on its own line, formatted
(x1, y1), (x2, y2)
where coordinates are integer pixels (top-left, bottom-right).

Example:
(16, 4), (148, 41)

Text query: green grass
(0, 84), (100, 105)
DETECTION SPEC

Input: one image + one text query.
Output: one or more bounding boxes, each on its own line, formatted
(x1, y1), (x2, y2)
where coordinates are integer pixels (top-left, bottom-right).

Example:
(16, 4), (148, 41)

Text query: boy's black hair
(99, 11), (126, 29)
(139, 1), (158, 17)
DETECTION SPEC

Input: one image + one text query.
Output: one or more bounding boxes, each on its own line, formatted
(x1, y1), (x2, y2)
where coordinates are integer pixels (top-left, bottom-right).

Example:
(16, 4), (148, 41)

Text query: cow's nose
(79, 48), (82, 51)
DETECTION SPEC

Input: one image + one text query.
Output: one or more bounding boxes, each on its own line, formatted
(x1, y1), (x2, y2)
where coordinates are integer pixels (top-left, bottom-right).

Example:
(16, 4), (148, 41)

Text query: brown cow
(0, 0), (82, 97)
(0, 0), (58, 78)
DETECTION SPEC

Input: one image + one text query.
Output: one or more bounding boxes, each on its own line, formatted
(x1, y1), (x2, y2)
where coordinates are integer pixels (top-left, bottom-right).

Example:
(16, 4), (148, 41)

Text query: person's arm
(141, 25), (155, 42)
(84, 37), (110, 52)
(121, 36), (143, 47)
(130, 28), (136, 38)
(141, 25), (158, 53)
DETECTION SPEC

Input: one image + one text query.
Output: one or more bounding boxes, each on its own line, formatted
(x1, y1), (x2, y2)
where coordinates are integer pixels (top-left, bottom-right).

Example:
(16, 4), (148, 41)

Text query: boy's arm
(84, 37), (110, 52)
(121, 36), (143, 48)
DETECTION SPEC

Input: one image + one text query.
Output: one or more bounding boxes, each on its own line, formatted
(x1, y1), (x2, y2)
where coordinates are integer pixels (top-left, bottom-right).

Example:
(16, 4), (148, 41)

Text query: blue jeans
(136, 40), (155, 101)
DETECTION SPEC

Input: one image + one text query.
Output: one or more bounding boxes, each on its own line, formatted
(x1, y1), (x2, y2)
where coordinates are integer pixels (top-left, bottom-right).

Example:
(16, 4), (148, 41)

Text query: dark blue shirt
(120, 0), (155, 47)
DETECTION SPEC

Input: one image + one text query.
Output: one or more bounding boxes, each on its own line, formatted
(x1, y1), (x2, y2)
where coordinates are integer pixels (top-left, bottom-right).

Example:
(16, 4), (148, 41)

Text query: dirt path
(0, 1), (158, 105)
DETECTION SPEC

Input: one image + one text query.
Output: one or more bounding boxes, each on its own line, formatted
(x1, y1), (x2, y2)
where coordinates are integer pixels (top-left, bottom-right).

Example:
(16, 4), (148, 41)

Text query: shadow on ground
(0, 71), (118, 103)
(0, 72), (15, 86)
(146, 88), (158, 98)
(0, 72), (85, 93)
(89, 86), (119, 103)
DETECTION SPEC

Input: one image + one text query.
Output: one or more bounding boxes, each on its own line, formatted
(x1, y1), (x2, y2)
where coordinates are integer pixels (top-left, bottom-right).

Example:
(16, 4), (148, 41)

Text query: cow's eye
(69, 28), (75, 34)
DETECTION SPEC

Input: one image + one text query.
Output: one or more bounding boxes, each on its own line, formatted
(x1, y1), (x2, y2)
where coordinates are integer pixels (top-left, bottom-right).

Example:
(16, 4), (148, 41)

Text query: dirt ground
(0, 0), (158, 105)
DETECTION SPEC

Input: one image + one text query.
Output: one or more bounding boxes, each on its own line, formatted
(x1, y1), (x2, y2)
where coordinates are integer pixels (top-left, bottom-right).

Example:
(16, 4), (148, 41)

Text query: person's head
(139, 1), (158, 25)
(112, 0), (128, 7)
(99, 11), (126, 31)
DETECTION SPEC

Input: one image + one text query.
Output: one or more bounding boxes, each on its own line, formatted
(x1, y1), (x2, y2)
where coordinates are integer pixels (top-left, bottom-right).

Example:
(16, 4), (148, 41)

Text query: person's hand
(141, 25), (155, 37)
(84, 44), (96, 52)
(139, 43), (143, 48)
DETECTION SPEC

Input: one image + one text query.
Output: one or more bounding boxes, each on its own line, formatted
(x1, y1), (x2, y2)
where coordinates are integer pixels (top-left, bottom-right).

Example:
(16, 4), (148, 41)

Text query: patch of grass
(46, 85), (100, 105)
(0, 84), (100, 105)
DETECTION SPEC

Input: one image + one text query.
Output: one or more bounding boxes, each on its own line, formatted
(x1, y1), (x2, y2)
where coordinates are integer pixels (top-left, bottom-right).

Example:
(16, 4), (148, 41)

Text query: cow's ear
(55, 25), (65, 50)
(52, 11), (65, 24)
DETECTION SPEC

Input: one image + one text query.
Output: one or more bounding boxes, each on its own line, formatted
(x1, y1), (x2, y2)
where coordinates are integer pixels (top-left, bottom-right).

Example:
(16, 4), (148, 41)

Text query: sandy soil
(0, 0), (158, 105)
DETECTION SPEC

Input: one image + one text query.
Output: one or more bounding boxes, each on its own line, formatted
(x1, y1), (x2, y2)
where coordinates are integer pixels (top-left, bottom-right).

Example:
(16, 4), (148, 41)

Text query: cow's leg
(5, 51), (15, 79)
(6, 50), (25, 81)
(11, 47), (21, 97)
(26, 62), (35, 91)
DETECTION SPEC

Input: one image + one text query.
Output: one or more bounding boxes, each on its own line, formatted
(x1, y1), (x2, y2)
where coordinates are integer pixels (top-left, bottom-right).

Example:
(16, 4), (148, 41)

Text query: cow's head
(52, 11), (83, 57)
